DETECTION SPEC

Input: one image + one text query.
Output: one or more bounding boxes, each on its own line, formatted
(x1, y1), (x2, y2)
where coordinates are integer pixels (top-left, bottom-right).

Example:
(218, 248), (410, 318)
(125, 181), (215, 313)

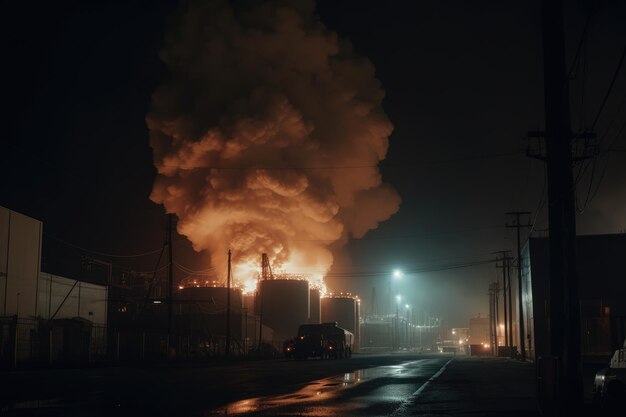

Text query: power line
(157, 151), (523, 172)
(43, 232), (185, 259)
(173, 261), (216, 275)
(591, 46), (626, 132)
(320, 258), (497, 278)
(584, 120), (626, 205)
(574, 88), (626, 212)
(291, 225), (507, 243)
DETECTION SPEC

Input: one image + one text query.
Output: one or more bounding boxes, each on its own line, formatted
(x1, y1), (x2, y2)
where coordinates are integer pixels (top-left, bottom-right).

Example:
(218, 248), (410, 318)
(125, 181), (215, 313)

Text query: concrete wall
(38, 272), (108, 325)
(0, 207), (42, 317)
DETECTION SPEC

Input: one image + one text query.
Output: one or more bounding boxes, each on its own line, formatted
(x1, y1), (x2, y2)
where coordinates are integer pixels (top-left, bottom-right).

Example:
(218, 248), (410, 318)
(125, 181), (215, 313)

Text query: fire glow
(147, 0), (400, 287)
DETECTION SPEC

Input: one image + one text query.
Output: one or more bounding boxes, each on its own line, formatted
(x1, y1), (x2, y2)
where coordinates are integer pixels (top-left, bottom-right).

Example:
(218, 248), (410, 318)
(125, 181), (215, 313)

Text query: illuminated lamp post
(390, 269), (403, 316)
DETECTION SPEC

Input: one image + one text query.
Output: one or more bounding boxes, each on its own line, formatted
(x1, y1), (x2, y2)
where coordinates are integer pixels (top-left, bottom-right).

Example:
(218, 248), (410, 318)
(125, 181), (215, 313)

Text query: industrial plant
(4, 206), (444, 367)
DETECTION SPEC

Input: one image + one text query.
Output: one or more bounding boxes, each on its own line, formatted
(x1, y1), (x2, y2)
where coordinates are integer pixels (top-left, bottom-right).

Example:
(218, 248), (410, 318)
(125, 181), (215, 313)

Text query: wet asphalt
(2, 353), (543, 417)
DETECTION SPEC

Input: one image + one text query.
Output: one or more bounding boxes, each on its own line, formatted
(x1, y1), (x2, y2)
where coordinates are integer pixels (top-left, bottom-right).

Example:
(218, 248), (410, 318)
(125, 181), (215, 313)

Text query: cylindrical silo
(309, 288), (321, 324)
(321, 295), (360, 351)
(258, 279), (309, 342)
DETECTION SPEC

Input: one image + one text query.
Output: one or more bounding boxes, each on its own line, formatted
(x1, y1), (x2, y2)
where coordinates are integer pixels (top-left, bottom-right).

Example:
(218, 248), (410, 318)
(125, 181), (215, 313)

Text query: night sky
(2, 0), (625, 326)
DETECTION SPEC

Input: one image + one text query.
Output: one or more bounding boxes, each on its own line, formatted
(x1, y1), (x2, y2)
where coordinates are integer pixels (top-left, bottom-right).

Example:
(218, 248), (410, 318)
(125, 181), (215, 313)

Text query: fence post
(12, 316), (18, 369)
(116, 332), (120, 362)
(141, 333), (145, 362)
(49, 326), (53, 364)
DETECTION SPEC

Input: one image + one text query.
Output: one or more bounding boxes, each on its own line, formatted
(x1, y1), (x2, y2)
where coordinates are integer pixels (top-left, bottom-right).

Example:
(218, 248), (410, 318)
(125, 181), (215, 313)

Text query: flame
(234, 260), (260, 295)
(232, 255), (328, 296)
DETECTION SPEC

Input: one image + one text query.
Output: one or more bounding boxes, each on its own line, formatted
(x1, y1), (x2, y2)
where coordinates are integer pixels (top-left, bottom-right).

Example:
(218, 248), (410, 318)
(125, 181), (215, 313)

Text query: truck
(294, 322), (353, 359)
(593, 338), (626, 412)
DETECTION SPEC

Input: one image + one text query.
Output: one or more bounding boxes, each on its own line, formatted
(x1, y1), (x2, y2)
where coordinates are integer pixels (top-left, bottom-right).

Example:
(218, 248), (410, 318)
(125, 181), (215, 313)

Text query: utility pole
(488, 282), (500, 355)
(166, 213), (174, 356)
(495, 282), (500, 350)
(506, 211), (532, 361)
(541, 0), (582, 411)
(494, 251), (513, 355)
(226, 249), (232, 358)
(488, 284), (494, 355)
(506, 256), (513, 353)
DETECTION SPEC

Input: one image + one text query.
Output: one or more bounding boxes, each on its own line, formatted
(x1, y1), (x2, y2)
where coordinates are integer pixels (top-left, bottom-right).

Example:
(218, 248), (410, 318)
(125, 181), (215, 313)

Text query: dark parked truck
(295, 322), (353, 359)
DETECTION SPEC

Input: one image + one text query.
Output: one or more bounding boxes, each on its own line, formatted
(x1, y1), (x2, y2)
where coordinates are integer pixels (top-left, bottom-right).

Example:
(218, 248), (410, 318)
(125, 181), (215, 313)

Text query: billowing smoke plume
(147, 0), (400, 286)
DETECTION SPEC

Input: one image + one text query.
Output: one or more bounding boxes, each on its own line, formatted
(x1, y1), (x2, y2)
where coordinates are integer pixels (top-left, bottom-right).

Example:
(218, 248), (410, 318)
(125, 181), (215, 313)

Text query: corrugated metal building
(521, 234), (626, 361)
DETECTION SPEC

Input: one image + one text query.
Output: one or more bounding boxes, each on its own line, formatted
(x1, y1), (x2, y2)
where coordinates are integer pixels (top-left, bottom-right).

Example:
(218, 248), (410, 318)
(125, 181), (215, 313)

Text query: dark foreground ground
(0, 353), (567, 416)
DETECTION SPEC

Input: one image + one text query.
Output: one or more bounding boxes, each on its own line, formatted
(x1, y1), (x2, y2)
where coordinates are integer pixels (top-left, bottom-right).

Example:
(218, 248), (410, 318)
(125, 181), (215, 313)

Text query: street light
(388, 269), (403, 317)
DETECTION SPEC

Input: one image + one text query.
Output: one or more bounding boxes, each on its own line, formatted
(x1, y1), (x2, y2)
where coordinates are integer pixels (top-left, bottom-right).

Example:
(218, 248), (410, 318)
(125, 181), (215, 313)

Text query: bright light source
(396, 295), (402, 303)
(452, 330), (456, 335)
(405, 304), (410, 309)
(153, 300), (162, 304)
(393, 269), (403, 279)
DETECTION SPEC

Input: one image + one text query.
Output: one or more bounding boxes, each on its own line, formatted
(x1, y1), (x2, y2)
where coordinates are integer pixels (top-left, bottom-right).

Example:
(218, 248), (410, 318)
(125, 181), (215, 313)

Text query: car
(593, 338), (626, 413)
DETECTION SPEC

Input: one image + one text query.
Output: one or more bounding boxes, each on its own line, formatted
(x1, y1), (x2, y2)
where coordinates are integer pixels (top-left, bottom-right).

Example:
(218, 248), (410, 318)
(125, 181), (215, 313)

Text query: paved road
(3, 353), (450, 416)
(209, 356), (451, 416)
(3, 353), (542, 416)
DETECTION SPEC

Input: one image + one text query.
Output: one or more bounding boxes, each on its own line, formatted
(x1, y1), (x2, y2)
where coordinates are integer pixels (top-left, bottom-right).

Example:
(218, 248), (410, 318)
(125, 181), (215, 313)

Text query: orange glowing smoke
(147, 0), (400, 289)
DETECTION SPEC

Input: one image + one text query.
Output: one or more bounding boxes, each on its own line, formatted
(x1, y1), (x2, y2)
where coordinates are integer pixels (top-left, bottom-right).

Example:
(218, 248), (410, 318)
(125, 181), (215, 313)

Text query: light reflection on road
(208, 359), (443, 416)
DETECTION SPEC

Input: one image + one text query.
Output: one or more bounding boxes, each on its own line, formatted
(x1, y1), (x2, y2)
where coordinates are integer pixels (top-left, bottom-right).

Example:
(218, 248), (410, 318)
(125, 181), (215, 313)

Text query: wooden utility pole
(506, 211), (531, 361)
(488, 283), (497, 355)
(542, 0), (582, 412)
(494, 251), (513, 354)
(226, 249), (232, 358)
(166, 213), (174, 355)
(505, 257), (514, 352)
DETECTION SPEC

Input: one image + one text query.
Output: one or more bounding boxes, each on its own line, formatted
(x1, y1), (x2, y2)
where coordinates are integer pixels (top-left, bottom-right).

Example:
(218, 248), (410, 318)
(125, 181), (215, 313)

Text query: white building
(1, 206), (107, 325)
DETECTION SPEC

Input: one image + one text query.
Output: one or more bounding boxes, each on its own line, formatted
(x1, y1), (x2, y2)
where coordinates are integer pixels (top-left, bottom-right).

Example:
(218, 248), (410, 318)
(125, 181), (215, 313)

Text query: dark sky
(2, 0), (625, 326)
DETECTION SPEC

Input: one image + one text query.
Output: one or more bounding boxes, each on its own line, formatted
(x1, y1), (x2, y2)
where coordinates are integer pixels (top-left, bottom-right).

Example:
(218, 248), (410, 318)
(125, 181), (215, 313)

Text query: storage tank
(321, 294), (360, 351)
(257, 279), (309, 342)
(309, 288), (321, 324)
